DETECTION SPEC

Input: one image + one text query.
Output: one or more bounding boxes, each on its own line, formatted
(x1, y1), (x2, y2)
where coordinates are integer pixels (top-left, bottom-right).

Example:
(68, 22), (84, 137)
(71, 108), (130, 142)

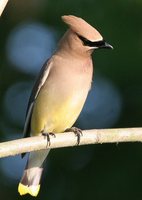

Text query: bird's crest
(61, 15), (103, 42)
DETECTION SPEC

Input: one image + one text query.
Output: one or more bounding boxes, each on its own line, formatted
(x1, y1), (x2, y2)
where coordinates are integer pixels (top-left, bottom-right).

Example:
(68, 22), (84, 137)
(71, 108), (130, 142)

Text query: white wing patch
(34, 62), (52, 99)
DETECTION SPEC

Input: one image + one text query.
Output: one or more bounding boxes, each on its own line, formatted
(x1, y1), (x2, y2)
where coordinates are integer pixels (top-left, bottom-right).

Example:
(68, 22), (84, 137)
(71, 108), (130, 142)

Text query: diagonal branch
(0, 128), (142, 158)
(0, 0), (9, 16)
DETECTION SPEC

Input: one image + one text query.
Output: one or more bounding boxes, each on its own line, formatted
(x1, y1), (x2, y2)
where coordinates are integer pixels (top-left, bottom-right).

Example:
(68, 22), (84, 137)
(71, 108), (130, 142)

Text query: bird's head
(60, 15), (113, 55)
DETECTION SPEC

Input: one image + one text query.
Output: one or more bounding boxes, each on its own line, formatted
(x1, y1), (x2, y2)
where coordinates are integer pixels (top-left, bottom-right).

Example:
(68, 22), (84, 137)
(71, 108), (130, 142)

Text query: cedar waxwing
(18, 15), (113, 197)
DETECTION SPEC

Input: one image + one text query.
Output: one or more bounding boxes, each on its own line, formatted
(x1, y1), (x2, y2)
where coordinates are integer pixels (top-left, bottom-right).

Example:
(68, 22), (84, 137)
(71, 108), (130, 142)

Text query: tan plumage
(61, 15), (103, 41)
(18, 15), (113, 197)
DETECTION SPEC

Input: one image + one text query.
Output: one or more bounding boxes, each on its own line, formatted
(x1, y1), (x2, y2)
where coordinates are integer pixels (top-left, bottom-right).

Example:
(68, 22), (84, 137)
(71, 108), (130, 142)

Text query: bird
(18, 15), (113, 197)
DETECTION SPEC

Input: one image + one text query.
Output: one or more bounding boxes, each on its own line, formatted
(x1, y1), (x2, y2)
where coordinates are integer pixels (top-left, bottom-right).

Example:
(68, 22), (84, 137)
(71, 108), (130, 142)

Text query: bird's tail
(18, 149), (50, 197)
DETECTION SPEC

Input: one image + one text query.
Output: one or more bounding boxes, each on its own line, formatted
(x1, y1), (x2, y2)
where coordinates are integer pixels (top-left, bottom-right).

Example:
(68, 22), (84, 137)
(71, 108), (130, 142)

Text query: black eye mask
(78, 35), (113, 49)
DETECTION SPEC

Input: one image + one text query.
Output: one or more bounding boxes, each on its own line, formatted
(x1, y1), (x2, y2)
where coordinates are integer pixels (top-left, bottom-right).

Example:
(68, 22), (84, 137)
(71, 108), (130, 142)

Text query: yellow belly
(31, 90), (87, 135)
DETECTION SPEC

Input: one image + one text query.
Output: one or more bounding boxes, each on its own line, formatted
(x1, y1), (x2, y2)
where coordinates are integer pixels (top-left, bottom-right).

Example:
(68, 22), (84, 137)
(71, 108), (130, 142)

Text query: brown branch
(0, 0), (8, 16)
(0, 128), (142, 158)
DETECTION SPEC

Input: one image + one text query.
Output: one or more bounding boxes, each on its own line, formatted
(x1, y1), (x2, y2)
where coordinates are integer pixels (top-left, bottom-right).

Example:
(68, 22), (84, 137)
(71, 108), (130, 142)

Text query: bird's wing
(23, 59), (52, 139)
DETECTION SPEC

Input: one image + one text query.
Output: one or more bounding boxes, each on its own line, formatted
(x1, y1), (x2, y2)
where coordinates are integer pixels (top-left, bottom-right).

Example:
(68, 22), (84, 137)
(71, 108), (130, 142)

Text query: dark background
(0, 0), (142, 199)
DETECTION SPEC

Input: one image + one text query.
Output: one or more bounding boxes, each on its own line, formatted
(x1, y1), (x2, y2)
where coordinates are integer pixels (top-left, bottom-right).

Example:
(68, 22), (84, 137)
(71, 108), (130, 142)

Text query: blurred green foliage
(0, 0), (142, 200)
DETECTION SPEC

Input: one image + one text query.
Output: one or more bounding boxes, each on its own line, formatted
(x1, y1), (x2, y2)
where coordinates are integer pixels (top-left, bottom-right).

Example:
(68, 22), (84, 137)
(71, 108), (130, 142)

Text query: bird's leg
(65, 127), (83, 145)
(42, 131), (56, 147)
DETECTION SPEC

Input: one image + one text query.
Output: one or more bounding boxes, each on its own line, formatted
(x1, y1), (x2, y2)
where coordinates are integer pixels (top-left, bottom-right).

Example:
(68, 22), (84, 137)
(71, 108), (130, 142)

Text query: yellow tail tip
(18, 183), (40, 197)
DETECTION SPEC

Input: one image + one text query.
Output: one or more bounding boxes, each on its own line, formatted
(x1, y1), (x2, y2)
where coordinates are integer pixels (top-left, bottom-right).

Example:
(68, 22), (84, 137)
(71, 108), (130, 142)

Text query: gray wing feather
(23, 59), (52, 138)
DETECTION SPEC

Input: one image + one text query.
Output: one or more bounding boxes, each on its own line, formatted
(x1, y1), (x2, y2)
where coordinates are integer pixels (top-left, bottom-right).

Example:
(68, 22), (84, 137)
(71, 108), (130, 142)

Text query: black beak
(92, 40), (113, 49)
(100, 41), (113, 49)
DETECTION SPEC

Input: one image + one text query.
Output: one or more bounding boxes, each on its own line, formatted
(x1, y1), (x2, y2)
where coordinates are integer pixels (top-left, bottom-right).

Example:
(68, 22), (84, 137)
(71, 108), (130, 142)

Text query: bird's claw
(42, 132), (56, 147)
(65, 127), (83, 145)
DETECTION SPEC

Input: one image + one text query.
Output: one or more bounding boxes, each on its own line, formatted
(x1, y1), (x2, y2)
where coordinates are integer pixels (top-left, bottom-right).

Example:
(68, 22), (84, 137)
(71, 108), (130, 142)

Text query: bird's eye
(77, 35), (90, 46)
(77, 34), (106, 48)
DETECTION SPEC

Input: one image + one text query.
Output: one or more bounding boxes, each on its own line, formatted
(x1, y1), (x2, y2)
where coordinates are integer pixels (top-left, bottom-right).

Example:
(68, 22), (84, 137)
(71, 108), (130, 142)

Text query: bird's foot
(65, 127), (83, 145)
(42, 132), (56, 147)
